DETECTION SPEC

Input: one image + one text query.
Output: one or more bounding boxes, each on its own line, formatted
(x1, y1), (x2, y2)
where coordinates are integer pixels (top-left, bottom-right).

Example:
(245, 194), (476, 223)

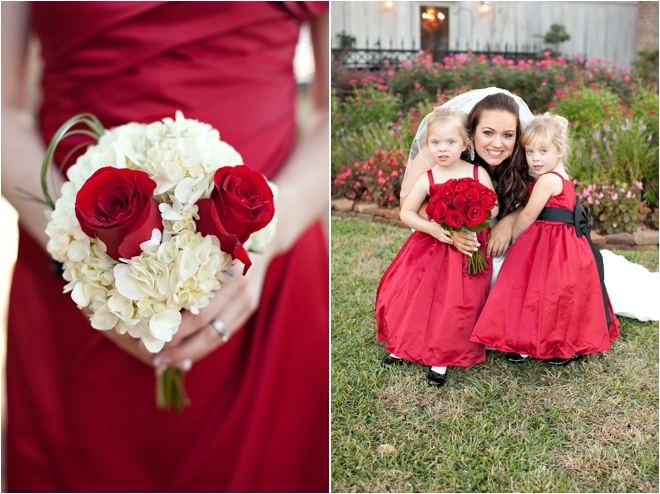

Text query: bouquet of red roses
(425, 177), (497, 274)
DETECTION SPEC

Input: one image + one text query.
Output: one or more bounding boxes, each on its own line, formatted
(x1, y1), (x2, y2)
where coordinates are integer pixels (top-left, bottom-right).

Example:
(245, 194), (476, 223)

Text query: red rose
(445, 209), (466, 229)
(479, 192), (496, 210)
(465, 186), (481, 204)
(452, 193), (469, 213)
(455, 181), (469, 193)
(466, 204), (488, 227)
(196, 165), (275, 275)
(442, 186), (456, 203)
(75, 167), (162, 260)
(431, 200), (449, 223)
(480, 187), (498, 203)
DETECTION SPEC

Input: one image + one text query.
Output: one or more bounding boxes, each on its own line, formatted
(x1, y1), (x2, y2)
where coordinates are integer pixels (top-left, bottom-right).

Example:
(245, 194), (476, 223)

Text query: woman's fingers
(167, 267), (246, 346)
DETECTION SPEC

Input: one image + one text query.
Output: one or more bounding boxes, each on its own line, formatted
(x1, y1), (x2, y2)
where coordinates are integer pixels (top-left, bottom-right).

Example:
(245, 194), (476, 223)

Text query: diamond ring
(210, 318), (230, 342)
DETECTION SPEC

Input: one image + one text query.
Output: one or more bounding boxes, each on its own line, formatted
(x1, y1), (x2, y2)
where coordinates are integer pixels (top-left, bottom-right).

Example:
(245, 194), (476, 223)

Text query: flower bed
(331, 51), (659, 233)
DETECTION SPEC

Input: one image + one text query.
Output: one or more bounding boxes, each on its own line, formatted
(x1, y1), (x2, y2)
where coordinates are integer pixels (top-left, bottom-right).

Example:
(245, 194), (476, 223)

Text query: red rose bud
(466, 204), (488, 227)
(452, 193), (469, 213)
(465, 186), (481, 204)
(479, 193), (495, 209)
(445, 209), (466, 229)
(196, 165), (275, 275)
(75, 167), (162, 260)
(442, 186), (455, 203)
(432, 200), (449, 223)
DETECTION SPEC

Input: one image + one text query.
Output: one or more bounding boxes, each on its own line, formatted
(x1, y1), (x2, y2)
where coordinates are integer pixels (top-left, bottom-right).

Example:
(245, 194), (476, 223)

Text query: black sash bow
(537, 203), (612, 330)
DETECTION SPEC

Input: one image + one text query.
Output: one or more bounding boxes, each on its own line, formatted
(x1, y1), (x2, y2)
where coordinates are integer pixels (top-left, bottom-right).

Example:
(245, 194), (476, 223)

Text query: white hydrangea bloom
(44, 112), (265, 352)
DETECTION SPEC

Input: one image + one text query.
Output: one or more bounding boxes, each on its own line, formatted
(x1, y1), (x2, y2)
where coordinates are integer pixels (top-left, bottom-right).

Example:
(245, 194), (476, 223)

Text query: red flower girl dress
(376, 166), (491, 368)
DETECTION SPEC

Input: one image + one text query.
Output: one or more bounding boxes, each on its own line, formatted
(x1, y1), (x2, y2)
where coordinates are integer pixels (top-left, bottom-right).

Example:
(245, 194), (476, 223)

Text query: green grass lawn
(331, 216), (659, 493)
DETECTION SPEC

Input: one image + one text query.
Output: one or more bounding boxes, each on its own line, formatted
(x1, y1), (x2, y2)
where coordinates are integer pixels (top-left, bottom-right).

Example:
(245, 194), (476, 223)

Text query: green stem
(40, 113), (104, 210)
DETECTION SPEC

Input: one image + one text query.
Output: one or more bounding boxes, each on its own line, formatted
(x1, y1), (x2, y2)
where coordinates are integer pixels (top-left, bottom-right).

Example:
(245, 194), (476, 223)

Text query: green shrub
(575, 181), (649, 233)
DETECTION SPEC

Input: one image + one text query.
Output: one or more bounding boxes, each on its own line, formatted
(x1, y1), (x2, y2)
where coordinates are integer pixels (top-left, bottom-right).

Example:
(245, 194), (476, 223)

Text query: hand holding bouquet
(42, 112), (276, 411)
(425, 177), (497, 273)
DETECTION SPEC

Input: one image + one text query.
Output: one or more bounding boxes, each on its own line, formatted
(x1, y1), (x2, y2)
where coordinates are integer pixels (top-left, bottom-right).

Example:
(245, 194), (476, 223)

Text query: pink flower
(364, 100), (371, 106)
(612, 223), (618, 228)
(630, 86), (636, 91)
(433, 69), (438, 75)
(626, 191), (632, 199)
(548, 102), (557, 108)
(602, 104), (609, 110)
(543, 50), (551, 57)
(402, 61), (411, 68)
(387, 69), (394, 77)
(606, 73), (612, 79)
(379, 85), (388, 91)
(414, 83), (421, 89)
(624, 76), (631, 83)
(348, 79), (357, 85)
(595, 200), (600, 205)
(542, 81), (547, 86)
(649, 110), (656, 115)
(611, 193), (618, 201)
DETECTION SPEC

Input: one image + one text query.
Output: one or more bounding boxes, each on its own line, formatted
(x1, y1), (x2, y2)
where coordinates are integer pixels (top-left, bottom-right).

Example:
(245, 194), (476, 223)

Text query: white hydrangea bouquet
(39, 112), (276, 411)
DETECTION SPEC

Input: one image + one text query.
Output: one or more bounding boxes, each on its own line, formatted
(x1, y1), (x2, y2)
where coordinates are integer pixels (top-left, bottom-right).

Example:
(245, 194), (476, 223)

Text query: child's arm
(512, 173), (564, 241)
(400, 173), (453, 244)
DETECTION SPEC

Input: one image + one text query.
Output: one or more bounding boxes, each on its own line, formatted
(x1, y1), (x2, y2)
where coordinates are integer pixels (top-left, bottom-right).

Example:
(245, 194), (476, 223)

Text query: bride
(402, 87), (658, 323)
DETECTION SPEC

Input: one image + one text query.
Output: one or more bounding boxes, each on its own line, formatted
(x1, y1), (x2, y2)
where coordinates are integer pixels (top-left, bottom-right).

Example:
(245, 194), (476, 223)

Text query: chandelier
(421, 7), (445, 30)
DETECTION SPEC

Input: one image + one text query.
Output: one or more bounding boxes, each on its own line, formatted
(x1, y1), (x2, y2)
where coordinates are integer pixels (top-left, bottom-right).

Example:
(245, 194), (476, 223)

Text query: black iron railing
(332, 46), (543, 69)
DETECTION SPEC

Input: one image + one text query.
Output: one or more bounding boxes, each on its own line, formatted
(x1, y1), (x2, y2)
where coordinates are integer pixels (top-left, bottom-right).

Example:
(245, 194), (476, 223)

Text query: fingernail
(153, 356), (171, 367)
(179, 359), (192, 372)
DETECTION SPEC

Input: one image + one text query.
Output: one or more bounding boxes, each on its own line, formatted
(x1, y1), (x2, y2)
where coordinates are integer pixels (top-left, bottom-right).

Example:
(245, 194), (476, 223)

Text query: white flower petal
(90, 304), (119, 330)
(114, 264), (146, 300)
(149, 309), (181, 341)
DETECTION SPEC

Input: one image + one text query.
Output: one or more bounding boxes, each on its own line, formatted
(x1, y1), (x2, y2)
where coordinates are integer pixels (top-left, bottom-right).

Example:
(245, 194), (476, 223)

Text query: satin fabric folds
(7, 2), (328, 492)
(376, 168), (491, 368)
(470, 177), (619, 359)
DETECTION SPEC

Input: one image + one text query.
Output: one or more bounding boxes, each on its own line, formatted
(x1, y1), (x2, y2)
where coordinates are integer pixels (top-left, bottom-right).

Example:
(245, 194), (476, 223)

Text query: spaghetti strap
(550, 171), (565, 180)
(427, 169), (435, 185)
(473, 165), (480, 182)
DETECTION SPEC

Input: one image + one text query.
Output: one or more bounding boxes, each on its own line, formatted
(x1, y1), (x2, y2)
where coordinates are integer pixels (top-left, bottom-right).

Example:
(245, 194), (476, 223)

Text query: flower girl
(470, 113), (619, 363)
(376, 106), (497, 386)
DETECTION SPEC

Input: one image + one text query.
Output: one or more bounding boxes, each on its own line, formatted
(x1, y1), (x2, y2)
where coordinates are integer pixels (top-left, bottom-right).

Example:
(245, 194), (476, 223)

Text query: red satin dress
(7, 3), (329, 492)
(375, 167), (491, 367)
(470, 174), (619, 359)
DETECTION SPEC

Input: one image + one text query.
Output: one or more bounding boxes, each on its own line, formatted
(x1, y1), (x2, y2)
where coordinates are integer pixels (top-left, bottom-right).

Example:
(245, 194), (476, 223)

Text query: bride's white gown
(491, 250), (659, 322)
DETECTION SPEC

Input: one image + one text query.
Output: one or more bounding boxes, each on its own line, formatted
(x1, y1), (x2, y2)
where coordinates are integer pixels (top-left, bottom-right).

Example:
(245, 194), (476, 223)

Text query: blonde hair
(521, 112), (571, 167)
(426, 106), (473, 158)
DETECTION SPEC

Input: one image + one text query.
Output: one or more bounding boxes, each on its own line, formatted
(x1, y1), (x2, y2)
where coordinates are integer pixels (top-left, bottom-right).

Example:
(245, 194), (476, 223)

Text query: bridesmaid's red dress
(7, 3), (328, 492)
(470, 174), (619, 359)
(376, 167), (491, 367)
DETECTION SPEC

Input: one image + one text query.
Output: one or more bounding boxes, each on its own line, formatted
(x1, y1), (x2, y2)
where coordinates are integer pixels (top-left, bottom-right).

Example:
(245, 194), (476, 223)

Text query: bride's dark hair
(467, 93), (532, 219)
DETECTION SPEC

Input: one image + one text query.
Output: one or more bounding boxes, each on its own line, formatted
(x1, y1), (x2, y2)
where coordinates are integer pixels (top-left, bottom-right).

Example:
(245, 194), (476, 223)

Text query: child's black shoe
(505, 352), (531, 364)
(544, 354), (580, 366)
(381, 355), (405, 367)
(427, 369), (447, 387)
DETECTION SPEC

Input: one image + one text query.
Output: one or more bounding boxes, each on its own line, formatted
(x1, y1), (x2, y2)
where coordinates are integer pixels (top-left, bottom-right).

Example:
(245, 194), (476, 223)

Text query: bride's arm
(156, 10), (330, 369)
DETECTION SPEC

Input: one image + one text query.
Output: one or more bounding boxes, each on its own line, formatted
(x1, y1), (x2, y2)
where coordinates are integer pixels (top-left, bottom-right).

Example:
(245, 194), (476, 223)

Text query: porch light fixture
(383, 1), (394, 9)
(478, 2), (490, 14)
(422, 7), (445, 30)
